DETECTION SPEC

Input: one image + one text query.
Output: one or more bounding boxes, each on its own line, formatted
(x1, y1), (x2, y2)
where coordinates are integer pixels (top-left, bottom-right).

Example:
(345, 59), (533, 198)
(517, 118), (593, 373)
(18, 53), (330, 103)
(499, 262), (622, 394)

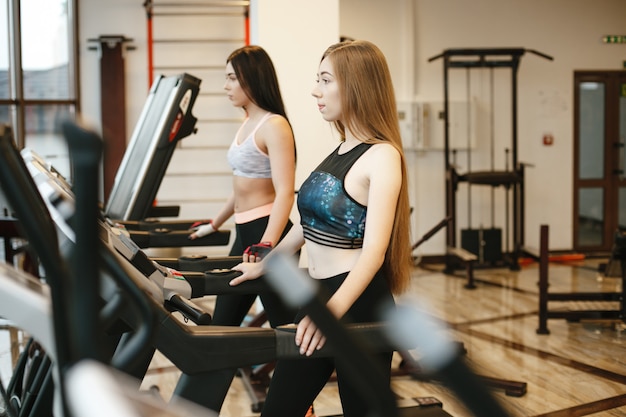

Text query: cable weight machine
(429, 48), (553, 276)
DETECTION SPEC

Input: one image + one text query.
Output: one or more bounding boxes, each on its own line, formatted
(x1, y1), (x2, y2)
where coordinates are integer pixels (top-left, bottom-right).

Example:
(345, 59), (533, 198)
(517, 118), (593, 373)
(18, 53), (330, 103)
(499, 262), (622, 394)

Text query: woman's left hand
(295, 315), (326, 356)
(229, 262), (264, 286)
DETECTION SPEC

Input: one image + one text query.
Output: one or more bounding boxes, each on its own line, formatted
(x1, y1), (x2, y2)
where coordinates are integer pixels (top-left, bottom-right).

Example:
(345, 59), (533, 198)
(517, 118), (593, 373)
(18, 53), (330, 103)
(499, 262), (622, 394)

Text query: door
(574, 71), (626, 252)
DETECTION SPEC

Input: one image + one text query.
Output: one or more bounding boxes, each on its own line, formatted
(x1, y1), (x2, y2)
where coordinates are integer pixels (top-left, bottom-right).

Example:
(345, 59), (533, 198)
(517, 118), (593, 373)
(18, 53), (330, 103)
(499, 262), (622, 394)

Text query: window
(0, 0), (78, 178)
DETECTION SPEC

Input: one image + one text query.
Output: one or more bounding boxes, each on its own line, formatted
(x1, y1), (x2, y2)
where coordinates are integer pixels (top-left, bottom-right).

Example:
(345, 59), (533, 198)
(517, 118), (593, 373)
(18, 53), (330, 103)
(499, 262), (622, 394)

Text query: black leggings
(260, 270), (395, 417)
(173, 216), (296, 412)
(213, 216), (296, 327)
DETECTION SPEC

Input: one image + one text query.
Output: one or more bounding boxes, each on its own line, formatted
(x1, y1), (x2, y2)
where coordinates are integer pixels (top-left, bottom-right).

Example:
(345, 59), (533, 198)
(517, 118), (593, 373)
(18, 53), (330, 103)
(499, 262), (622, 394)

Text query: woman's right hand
(295, 315), (326, 356)
(229, 261), (264, 286)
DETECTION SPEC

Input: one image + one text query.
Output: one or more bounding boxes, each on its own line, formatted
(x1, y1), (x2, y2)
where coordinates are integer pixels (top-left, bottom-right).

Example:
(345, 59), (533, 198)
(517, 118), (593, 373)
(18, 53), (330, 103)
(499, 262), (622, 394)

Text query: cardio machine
(0, 122), (460, 417)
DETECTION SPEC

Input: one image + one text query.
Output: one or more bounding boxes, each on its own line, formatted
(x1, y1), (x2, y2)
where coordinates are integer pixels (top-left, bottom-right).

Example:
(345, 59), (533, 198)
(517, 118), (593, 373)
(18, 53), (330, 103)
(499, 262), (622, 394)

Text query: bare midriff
(305, 240), (362, 279)
(233, 176), (275, 213)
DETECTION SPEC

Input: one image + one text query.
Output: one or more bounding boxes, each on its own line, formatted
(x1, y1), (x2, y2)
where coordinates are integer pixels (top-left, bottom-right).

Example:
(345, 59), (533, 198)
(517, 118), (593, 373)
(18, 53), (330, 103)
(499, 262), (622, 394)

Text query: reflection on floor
(2, 258), (626, 416)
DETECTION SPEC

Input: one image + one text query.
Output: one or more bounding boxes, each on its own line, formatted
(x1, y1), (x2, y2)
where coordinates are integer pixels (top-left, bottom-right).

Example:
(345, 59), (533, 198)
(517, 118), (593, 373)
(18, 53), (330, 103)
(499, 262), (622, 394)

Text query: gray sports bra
(227, 113), (277, 178)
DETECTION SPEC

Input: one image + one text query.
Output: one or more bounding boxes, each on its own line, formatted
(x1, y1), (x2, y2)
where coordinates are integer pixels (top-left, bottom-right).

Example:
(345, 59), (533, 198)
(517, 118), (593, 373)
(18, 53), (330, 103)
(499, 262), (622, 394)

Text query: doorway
(573, 70), (626, 253)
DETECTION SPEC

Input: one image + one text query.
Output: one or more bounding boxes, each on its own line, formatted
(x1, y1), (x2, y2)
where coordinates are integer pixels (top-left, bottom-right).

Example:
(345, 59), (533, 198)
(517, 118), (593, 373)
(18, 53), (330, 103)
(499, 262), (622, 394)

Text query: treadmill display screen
(105, 73), (201, 221)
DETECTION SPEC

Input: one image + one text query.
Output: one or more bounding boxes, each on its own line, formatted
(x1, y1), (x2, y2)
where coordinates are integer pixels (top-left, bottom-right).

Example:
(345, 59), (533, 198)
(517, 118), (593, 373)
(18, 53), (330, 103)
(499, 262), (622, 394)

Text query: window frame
(0, 0), (80, 149)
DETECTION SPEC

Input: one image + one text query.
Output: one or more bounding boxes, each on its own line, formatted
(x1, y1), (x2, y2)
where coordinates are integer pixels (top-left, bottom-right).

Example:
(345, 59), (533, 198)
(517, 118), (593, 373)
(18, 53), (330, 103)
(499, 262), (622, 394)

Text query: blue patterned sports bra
(297, 142), (373, 249)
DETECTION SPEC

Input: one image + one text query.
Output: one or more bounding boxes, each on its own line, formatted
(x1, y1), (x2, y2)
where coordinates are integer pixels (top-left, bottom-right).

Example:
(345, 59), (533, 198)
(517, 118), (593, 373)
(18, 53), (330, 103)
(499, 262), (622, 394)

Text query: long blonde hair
(322, 40), (412, 294)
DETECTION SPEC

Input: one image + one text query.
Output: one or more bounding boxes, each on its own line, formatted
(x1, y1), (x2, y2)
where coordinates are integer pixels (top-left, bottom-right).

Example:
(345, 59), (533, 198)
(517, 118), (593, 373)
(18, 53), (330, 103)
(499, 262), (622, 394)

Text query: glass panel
(578, 82), (605, 180)
(24, 104), (74, 179)
(0, 0), (9, 99)
(20, 0), (72, 99)
(578, 187), (604, 246)
(0, 105), (12, 126)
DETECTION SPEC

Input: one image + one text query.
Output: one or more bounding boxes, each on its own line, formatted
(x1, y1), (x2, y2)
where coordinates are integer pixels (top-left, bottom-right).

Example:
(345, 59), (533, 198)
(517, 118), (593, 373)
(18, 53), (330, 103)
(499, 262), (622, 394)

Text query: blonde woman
(231, 40), (412, 417)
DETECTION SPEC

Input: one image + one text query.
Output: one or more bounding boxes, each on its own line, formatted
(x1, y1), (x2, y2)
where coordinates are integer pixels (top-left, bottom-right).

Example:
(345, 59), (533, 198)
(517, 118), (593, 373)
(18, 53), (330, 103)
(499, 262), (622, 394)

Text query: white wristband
(194, 222), (216, 238)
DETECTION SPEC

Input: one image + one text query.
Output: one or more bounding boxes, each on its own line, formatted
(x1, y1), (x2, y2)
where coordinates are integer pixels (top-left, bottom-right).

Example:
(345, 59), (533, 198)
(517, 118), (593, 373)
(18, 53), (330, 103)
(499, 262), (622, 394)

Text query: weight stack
(461, 228), (502, 265)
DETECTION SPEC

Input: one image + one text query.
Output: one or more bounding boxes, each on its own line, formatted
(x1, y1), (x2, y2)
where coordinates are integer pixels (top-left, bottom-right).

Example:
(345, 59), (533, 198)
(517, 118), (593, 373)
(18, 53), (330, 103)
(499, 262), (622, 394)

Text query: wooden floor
(137, 257), (626, 417)
(2, 257), (626, 416)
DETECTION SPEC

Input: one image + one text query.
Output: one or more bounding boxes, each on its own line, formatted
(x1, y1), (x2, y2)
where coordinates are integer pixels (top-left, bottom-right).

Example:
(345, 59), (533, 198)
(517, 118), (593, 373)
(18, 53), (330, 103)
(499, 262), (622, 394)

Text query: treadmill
(0, 122), (461, 417)
(104, 72), (199, 222)
(29, 73), (229, 249)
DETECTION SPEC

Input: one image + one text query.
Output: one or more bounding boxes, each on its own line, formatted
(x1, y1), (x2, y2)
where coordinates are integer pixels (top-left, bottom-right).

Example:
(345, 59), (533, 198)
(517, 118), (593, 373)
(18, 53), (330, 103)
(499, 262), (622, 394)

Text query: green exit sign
(603, 35), (626, 44)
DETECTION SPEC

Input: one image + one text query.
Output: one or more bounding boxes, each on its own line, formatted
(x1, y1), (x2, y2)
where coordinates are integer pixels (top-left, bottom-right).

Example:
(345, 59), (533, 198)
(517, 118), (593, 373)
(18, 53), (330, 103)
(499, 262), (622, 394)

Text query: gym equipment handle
(165, 294), (212, 325)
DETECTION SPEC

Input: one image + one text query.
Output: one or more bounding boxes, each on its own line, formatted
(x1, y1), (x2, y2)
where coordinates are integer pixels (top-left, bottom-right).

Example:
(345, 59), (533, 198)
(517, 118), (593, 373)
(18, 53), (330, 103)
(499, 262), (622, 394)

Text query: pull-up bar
(430, 46), (553, 273)
(428, 47), (554, 65)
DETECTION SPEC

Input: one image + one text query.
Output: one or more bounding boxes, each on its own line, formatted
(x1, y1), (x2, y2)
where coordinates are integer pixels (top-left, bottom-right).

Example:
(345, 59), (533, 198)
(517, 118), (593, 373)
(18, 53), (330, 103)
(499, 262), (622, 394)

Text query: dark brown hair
(227, 45), (288, 121)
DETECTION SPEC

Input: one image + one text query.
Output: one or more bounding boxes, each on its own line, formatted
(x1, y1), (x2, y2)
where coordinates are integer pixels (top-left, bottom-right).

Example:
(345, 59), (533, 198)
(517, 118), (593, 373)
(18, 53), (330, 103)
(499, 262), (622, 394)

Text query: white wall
(79, 0), (148, 137)
(250, 0), (340, 188)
